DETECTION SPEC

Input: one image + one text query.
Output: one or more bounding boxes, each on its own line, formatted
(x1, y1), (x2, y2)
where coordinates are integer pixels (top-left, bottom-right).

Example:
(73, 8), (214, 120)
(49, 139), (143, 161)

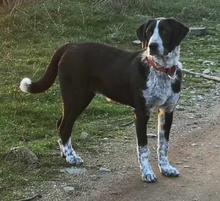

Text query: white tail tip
(20, 78), (32, 93)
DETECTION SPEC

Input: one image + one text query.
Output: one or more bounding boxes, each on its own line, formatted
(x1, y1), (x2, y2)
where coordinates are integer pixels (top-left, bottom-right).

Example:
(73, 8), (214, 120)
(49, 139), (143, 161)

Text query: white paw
(142, 170), (157, 183)
(65, 154), (84, 166)
(159, 163), (179, 177)
(58, 139), (84, 166)
(138, 145), (157, 183)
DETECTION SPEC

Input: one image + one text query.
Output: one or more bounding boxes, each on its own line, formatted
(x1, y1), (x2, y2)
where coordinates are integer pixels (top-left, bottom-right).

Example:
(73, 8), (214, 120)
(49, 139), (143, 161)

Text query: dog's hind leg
(57, 89), (95, 165)
(157, 109), (179, 176)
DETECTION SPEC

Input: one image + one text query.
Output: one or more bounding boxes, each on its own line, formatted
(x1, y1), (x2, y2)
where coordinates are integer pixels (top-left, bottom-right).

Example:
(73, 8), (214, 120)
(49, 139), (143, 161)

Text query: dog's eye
(146, 30), (153, 37)
(162, 30), (168, 35)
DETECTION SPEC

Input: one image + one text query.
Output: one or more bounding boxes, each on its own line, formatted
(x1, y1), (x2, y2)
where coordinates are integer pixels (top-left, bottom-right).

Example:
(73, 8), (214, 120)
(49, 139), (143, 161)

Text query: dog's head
(137, 18), (189, 56)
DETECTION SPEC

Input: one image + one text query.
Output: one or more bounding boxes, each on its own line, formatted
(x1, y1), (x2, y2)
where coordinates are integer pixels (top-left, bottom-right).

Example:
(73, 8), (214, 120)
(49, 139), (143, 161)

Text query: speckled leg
(157, 109), (179, 176)
(57, 85), (95, 165)
(58, 138), (83, 166)
(138, 145), (157, 182)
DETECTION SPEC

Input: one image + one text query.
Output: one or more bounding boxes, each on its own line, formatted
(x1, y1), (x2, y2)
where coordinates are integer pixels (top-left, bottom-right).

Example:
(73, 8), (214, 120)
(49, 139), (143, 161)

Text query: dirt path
(65, 102), (220, 201)
(24, 89), (220, 201)
(96, 122), (220, 201)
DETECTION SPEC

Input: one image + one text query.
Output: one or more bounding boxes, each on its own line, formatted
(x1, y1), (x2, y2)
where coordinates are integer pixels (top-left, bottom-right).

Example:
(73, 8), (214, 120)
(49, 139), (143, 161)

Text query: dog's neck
(147, 56), (177, 76)
(146, 46), (180, 68)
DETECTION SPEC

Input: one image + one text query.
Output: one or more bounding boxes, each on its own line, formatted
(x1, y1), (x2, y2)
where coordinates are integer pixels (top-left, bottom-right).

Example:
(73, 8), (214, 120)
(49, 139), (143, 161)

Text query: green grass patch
(0, 0), (220, 200)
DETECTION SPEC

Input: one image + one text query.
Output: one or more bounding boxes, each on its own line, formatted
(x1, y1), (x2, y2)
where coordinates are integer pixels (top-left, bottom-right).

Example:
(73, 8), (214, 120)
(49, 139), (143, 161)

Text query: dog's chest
(142, 70), (179, 112)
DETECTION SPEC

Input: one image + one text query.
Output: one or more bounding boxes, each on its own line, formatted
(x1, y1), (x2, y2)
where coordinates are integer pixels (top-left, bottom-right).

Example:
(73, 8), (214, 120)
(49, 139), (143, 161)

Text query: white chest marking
(142, 71), (180, 112)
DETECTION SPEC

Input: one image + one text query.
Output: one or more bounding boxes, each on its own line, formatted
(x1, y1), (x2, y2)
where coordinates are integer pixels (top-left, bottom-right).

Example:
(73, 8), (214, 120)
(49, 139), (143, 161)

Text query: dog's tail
(20, 44), (69, 94)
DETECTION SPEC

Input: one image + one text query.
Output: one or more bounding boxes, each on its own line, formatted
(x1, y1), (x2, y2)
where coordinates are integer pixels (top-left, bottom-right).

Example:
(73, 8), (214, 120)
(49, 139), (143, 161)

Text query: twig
(80, 8), (85, 24)
(121, 120), (134, 127)
(183, 69), (220, 82)
(147, 133), (157, 138)
(43, 3), (59, 29)
(18, 194), (42, 201)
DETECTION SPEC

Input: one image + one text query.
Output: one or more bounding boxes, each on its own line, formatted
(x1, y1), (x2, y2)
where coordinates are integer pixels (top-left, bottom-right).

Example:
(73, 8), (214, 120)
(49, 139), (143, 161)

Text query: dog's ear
(168, 18), (189, 46)
(136, 20), (153, 49)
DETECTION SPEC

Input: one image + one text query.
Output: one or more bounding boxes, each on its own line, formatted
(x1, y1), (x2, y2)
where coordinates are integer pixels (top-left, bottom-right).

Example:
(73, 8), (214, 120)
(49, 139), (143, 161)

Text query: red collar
(147, 56), (176, 77)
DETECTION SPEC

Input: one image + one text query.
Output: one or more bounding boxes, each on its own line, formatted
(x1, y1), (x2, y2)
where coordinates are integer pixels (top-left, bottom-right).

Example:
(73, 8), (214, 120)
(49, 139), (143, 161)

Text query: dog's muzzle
(149, 42), (159, 55)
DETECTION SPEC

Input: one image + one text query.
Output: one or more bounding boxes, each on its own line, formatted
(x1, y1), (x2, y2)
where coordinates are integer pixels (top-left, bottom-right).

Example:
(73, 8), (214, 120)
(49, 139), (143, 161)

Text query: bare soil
(22, 85), (220, 201)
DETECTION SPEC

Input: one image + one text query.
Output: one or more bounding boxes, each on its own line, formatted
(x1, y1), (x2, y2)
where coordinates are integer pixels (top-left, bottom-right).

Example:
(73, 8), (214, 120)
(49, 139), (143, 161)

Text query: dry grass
(0, 0), (42, 6)
(95, 0), (148, 13)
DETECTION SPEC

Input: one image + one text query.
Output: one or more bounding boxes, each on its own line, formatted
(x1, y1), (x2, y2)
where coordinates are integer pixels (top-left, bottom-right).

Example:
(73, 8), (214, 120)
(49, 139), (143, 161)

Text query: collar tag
(168, 71), (177, 79)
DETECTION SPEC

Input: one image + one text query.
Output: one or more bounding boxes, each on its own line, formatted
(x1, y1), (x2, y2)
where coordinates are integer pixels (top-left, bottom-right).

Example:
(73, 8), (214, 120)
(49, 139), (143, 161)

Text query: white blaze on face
(147, 20), (164, 55)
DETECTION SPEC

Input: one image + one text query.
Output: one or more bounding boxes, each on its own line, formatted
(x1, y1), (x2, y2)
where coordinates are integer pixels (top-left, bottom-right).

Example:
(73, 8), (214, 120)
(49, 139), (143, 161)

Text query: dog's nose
(149, 43), (159, 51)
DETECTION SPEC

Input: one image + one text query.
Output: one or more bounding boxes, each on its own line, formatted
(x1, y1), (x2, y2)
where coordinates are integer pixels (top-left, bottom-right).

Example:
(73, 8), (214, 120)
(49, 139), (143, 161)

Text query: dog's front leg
(157, 109), (179, 176)
(58, 138), (84, 166)
(135, 111), (157, 183)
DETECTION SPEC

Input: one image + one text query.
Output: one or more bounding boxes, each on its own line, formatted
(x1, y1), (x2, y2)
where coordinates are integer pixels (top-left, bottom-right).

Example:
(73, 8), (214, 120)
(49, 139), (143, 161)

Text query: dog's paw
(65, 154), (84, 166)
(159, 163), (179, 177)
(142, 172), (157, 183)
(138, 145), (157, 183)
(58, 139), (84, 166)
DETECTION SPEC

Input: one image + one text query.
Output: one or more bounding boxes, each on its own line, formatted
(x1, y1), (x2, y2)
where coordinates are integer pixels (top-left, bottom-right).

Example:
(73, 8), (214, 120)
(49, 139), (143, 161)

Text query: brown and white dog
(20, 18), (189, 183)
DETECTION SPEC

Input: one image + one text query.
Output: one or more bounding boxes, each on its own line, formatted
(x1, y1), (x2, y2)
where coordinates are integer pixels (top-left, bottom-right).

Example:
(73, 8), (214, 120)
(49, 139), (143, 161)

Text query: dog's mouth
(147, 44), (170, 57)
(147, 47), (173, 58)
(149, 49), (160, 56)
(147, 49), (168, 58)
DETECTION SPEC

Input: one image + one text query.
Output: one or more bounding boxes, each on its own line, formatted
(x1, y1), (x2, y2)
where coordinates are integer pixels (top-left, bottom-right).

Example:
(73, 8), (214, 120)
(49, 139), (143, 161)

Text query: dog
(20, 17), (189, 183)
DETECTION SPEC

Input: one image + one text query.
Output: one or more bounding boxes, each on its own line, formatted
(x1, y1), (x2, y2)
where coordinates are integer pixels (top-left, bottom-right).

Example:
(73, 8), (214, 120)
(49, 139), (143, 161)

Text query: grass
(0, 0), (220, 200)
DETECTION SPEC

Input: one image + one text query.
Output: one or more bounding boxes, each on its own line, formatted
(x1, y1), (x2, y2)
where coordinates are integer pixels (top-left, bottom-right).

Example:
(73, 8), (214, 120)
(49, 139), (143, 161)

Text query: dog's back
(57, 42), (145, 106)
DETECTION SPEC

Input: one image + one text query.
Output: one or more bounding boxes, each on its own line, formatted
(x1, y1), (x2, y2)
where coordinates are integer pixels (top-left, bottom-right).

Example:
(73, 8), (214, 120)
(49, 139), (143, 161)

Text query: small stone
(203, 60), (215, 66)
(197, 95), (204, 101)
(195, 73), (201, 78)
(99, 167), (111, 172)
(80, 132), (91, 140)
(63, 186), (75, 194)
(176, 162), (184, 164)
(147, 133), (157, 138)
(21, 147), (39, 164)
(214, 92), (219, 96)
(60, 168), (87, 175)
(191, 143), (198, 146)
(176, 105), (185, 111)
(5, 146), (39, 165)
(132, 40), (142, 45)
(190, 91), (196, 94)
(203, 68), (211, 74)
(189, 27), (207, 36)
(111, 32), (120, 39)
